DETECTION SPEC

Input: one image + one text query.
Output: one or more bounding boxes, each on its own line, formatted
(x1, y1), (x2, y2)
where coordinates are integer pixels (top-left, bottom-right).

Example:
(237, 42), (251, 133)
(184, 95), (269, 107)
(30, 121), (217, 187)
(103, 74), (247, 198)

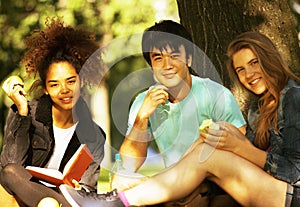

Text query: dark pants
(286, 184), (300, 207)
(0, 163), (71, 207)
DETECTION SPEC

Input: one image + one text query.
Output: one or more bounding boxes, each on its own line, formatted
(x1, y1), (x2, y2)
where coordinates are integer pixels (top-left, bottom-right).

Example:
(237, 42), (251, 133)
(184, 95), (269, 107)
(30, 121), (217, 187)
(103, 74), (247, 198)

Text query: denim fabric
(247, 79), (300, 184)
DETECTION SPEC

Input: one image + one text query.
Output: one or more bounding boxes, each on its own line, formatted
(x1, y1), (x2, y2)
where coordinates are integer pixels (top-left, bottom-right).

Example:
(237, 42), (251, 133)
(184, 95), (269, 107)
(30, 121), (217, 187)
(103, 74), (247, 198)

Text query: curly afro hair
(21, 17), (105, 93)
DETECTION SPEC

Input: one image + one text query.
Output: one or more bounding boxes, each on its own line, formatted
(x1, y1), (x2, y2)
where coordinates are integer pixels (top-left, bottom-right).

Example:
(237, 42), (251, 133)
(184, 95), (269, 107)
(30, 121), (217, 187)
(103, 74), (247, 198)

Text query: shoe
(59, 184), (125, 207)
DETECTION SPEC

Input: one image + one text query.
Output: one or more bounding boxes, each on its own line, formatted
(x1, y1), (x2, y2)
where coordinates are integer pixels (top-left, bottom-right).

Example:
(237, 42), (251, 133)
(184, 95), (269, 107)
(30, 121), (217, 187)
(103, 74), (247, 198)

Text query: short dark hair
(142, 20), (194, 67)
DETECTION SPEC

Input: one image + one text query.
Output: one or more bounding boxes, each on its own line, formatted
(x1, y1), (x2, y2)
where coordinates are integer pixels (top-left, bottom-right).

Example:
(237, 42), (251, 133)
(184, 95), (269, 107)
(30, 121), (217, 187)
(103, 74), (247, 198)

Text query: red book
(26, 144), (93, 187)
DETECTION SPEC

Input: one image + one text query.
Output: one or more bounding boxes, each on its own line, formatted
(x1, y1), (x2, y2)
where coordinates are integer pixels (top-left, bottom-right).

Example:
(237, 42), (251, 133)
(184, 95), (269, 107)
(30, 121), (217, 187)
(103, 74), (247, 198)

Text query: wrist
(18, 105), (28, 116)
(232, 139), (244, 155)
(137, 111), (150, 121)
(134, 113), (149, 130)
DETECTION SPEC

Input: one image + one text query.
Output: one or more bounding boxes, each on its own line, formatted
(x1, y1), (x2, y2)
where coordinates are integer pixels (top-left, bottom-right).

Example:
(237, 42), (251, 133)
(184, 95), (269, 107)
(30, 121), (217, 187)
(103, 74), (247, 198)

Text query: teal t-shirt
(126, 75), (246, 167)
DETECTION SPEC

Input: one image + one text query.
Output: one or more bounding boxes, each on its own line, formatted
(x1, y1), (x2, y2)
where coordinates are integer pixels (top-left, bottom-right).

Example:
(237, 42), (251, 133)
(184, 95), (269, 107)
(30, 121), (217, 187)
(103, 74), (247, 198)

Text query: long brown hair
(226, 31), (300, 150)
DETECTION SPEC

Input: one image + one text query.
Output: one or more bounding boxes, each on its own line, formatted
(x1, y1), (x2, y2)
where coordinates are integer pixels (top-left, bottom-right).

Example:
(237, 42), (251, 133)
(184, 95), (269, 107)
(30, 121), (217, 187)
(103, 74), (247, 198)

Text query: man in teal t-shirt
(127, 75), (245, 167)
(120, 20), (246, 170)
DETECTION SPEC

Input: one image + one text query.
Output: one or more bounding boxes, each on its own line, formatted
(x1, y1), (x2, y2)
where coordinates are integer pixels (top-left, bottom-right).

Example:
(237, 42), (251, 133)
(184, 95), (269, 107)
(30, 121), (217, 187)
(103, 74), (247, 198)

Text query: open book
(26, 144), (93, 187)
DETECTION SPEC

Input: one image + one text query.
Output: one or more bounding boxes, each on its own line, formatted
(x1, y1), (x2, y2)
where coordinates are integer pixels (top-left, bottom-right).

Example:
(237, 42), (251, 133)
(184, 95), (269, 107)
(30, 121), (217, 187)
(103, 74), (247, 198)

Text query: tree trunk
(177, 0), (300, 88)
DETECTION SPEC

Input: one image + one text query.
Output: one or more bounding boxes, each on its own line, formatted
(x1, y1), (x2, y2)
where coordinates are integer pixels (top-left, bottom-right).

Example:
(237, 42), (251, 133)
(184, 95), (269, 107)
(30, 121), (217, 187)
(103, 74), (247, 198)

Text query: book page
(26, 144), (93, 187)
(26, 166), (63, 179)
(25, 166), (64, 186)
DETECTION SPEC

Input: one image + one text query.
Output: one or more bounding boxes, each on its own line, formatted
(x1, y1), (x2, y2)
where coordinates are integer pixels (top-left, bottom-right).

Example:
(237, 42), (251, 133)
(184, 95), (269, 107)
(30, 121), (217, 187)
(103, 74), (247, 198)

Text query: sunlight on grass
(97, 164), (164, 193)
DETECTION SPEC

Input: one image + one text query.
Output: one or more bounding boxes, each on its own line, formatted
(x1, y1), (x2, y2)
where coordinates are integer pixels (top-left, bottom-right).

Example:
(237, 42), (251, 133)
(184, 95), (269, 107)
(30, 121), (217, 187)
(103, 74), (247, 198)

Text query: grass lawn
(97, 164), (164, 193)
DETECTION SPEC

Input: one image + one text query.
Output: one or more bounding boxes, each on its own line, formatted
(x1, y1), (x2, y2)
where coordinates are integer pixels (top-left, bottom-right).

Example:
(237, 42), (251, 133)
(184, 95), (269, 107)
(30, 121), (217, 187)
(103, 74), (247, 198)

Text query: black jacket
(0, 95), (106, 190)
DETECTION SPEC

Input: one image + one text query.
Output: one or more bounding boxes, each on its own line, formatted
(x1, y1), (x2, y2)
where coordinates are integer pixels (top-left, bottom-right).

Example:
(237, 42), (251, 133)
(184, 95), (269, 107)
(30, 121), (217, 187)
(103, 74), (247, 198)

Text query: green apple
(2, 75), (23, 94)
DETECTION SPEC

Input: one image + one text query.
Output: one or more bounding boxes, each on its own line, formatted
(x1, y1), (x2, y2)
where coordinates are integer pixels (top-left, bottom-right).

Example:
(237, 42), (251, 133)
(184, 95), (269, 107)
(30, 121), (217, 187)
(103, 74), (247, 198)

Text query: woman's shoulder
(285, 87), (300, 100)
(27, 96), (52, 119)
(283, 81), (300, 107)
(284, 79), (300, 95)
(27, 98), (39, 107)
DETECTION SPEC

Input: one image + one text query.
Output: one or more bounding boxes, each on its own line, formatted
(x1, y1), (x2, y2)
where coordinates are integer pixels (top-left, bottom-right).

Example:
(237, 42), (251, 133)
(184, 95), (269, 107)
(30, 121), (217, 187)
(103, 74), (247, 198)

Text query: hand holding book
(26, 144), (93, 187)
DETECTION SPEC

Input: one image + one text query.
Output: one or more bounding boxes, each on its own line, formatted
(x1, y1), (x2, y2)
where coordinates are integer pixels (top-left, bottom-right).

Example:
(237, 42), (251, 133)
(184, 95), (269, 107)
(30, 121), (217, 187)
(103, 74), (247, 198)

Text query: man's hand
(137, 85), (169, 120)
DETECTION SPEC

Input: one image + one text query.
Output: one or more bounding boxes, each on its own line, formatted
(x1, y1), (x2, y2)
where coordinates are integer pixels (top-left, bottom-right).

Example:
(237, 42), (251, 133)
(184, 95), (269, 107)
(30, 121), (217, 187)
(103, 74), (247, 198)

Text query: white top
(46, 122), (78, 170)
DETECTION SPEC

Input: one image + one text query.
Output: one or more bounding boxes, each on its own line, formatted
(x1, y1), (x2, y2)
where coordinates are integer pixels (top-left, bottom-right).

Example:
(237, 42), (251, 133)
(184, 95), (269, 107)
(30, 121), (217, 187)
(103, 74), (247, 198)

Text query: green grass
(97, 164), (164, 193)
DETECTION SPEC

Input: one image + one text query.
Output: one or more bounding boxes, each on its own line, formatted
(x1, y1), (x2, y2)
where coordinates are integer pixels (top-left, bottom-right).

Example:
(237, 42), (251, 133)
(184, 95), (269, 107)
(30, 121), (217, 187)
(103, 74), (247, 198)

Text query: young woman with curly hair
(0, 17), (106, 207)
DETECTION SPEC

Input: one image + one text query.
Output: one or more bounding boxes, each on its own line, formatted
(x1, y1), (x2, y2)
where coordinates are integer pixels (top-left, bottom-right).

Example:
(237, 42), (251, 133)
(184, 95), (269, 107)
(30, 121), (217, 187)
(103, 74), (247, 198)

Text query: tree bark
(177, 0), (300, 88)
